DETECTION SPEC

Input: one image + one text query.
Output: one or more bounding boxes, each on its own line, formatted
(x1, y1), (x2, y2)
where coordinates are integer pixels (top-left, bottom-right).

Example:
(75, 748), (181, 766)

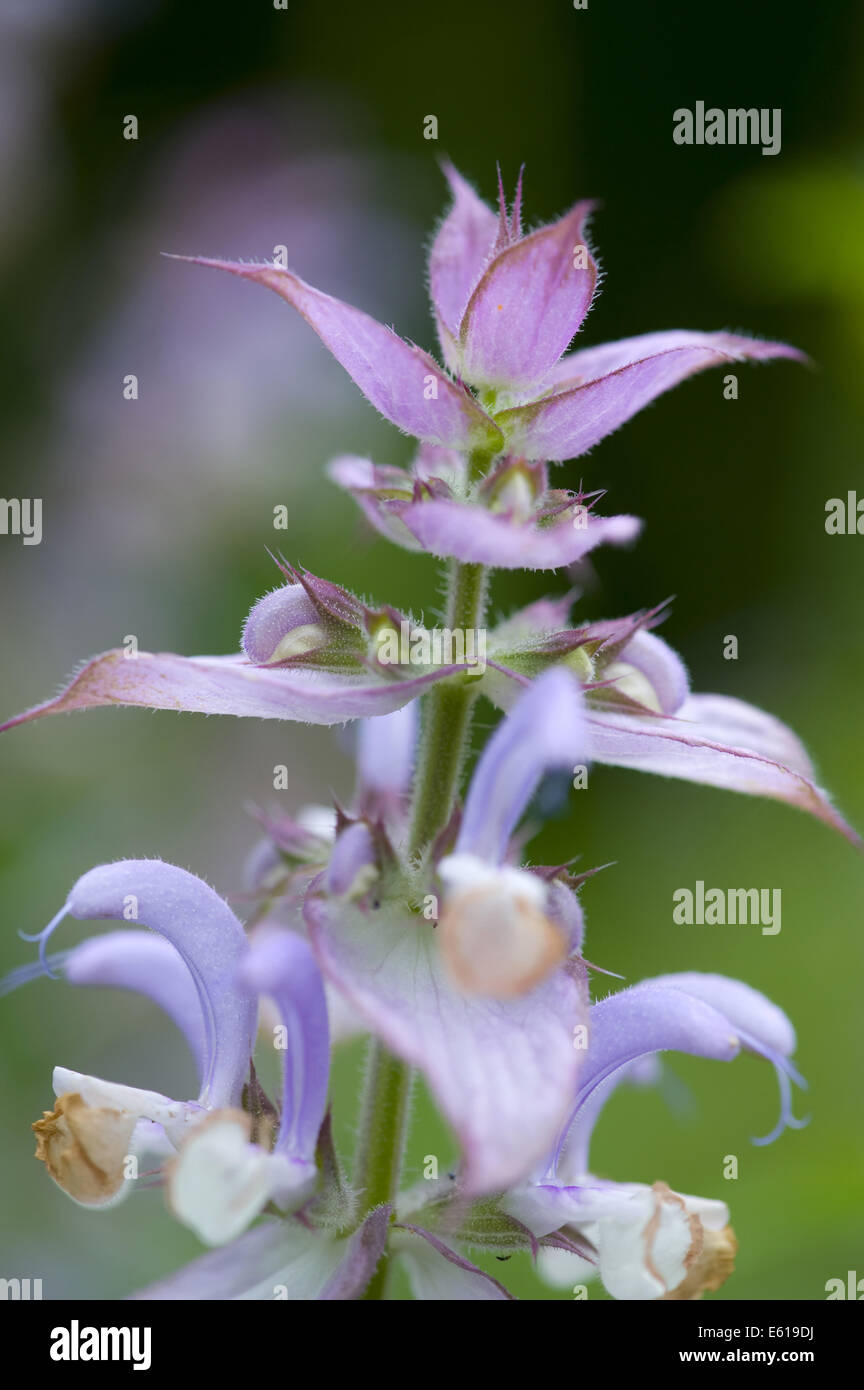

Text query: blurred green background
(1, 0), (862, 1300)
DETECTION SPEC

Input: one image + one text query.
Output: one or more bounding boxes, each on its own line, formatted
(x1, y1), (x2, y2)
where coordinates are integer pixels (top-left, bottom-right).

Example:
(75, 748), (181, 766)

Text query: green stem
(407, 559), (489, 857)
(355, 1040), (413, 1299)
(354, 558), (489, 1299)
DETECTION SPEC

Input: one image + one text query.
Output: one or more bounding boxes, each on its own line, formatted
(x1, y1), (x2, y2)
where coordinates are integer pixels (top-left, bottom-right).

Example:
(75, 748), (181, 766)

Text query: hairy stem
(355, 1038), (414, 1299)
(355, 557), (489, 1298)
(407, 559), (489, 856)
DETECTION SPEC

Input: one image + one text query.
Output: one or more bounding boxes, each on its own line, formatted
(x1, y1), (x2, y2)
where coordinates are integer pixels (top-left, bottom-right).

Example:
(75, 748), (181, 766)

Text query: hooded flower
(19, 860), (332, 1240)
(493, 971), (805, 1299)
(171, 163), (803, 464)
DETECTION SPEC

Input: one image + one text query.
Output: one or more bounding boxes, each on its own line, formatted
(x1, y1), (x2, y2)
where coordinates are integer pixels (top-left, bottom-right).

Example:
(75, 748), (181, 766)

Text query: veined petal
(587, 693), (861, 846)
(544, 328), (808, 394)
(306, 896), (588, 1195)
(393, 1226), (515, 1300)
(173, 256), (503, 452)
(130, 1217), (346, 1301)
(238, 929), (330, 1163)
(457, 667), (587, 863)
(63, 861), (257, 1108)
(458, 201), (598, 390)
(497, 332), (805, 461)
(393, 497), (641, 570)
(0, 650), (470, 732)
(63, 931), (206, 1085)
(428, 163), (498, 364)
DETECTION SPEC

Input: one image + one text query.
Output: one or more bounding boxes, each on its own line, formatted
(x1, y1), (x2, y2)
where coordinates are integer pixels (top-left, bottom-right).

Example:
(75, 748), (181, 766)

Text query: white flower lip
(438, 852), (547, 907)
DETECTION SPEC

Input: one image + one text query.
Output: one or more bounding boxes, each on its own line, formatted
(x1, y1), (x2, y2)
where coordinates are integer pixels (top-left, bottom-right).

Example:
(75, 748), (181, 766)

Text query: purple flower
(173, 164), (803, 463)
(21, 860), (330, 1243)
(330, 449), (642, 570)
(500, 971), (805, 1299)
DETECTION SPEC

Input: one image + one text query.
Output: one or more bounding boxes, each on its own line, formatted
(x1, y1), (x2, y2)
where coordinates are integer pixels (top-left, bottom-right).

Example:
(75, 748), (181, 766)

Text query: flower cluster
(3, 166), (856, 1300)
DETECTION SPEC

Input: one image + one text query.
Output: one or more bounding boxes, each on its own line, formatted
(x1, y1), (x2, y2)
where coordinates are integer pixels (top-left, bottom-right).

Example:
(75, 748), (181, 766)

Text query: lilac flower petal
(544, 328), (809, 393)
(640, 972), (807, 1146)
(174, 256), (503, 452)
(242, 584), (322, 664)
(325, 822), (378, 898)
(553, 974), (804, 1180)
(457, 668), (587, 863)
(0, 650), (470, 733)
(65, 861), (257, 1109)
(428, 163), (498, 358)
(643, 972), (796, 1059)
(356, 703), (417, 814)
(394, 1226), (515, 1299)
(594, 627), (689, 715)
(130, 1218), (347, 1301)
(306, 896), (588, 1196)
(459, 201), (597, 389)
(318, 1205), (391, 1300)
(576, 983), (743, 1109)
(587, 693), (862, 846)
(64, 931), (206, 1083)
(544, 984), (743, 1183)
(497, 333), (805, 461)
(412, 443), (467, 484)
(394, 498), (641, 570)
(238, 929), (330, 1161)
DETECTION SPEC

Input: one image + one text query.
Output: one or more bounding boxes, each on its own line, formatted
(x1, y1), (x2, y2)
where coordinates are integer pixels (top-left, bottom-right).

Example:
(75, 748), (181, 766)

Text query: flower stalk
(407, 559), (489, 856)
(356, 555), (488, 1297)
